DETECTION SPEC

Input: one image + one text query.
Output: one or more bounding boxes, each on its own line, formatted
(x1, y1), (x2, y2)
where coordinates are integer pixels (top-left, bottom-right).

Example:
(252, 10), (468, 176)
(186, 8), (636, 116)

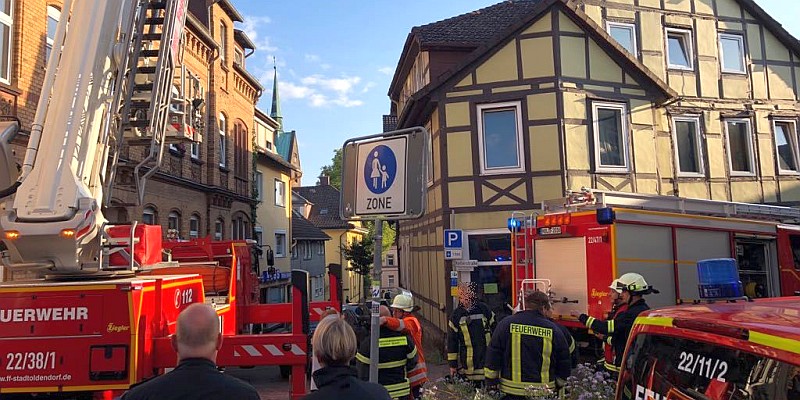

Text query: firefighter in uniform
(447, 283), (496, 385)
(485, 290), (571, 399)
(577, 278), (629, 374)
(382, 294), (427, 399)
(357, 305), (418, 399)
(578, 273), (657, 372)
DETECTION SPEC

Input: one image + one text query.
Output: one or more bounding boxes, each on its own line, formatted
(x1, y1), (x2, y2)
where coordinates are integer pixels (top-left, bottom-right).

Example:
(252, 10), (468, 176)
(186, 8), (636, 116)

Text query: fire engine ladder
(590, 189), (800, 222)
(104, 0), (189, 207)
(510, 211), (536, 300)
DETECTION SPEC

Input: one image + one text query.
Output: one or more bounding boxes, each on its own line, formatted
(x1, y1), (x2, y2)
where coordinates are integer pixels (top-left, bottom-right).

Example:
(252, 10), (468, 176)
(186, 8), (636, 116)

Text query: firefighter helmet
(615, 273), (657, 295)
(390, 294), (415, 312)
(608, 278), (622, 293)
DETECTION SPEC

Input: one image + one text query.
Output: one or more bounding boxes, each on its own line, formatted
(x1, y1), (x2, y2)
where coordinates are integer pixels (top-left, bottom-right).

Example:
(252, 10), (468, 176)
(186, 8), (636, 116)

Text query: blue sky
(233, 0), (800, 187)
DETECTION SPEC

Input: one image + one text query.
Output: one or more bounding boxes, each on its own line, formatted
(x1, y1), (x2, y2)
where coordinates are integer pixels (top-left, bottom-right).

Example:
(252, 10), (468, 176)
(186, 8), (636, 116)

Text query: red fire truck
(0, 1), (338, 398)
(509, 189), (800, 329)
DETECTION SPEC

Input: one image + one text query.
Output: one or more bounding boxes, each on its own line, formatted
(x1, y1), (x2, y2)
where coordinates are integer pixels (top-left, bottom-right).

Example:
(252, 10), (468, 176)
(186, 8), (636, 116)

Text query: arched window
(214, 218), (224, 241)
(167, 211), (181, 238)
(218, 113), (227, 167)
(231, 212), (250, 240)
(189, 214), (201, 239)
(142, 206), (157, 225)
(45, 5), (60, 63)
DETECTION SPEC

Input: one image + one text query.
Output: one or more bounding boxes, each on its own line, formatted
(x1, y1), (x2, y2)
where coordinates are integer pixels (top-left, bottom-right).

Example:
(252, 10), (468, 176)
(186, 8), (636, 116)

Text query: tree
(341, 235), (374, 300)
(318, 148), (342, 189)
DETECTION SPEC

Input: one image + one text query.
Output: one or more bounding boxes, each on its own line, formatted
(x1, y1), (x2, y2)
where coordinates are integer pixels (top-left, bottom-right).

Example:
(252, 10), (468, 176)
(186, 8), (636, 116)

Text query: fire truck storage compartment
(107, 224), (163, 266)
(534, 237), (586, 317)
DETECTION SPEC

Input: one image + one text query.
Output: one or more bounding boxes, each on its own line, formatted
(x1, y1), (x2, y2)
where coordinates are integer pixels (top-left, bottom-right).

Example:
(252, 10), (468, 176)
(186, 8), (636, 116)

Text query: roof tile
(295, 185), (352, 229)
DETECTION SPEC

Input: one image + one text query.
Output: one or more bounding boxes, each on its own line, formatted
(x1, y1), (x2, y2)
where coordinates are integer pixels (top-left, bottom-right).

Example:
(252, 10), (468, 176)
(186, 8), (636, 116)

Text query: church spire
(270, 58), (283, 132)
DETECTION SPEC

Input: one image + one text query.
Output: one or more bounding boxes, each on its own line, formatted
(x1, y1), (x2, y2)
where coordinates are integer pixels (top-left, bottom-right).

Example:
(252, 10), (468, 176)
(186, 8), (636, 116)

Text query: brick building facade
(5, 0), (262, 241)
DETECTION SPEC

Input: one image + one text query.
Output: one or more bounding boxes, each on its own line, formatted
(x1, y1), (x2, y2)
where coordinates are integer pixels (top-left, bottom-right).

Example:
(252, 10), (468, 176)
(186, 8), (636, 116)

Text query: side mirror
(266, 248), (275, 266)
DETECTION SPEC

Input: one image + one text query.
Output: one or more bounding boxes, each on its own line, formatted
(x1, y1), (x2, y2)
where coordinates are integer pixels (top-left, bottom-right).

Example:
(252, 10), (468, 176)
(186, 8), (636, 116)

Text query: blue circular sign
(363, 145), (397, 195)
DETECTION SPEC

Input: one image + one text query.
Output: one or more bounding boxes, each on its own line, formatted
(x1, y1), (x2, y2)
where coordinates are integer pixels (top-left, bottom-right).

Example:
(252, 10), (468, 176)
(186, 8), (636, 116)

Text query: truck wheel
(280, 364), (291, 379)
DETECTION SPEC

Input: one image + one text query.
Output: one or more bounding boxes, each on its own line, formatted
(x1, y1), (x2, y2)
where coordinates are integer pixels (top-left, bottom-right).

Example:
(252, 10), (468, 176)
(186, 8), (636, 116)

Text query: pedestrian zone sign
(355, 137), (407, 216)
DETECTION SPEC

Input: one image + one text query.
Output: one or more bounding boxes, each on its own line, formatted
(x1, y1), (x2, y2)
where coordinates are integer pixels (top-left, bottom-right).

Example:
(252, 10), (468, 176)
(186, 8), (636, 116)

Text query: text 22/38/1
(5, 352), (57, 371)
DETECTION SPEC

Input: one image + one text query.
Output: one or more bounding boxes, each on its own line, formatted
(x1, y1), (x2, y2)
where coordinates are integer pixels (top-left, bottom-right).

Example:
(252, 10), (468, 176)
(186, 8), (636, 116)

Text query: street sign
(444, 249), (463, 260)
(453, 259), (478, 271)
(340, 127), (428, 220)
(355, 137), (407, 216)
(444, 229), (463, 249)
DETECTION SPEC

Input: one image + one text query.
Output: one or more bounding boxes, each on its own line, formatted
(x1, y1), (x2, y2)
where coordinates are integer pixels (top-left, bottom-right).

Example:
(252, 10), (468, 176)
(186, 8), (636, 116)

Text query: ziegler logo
(590, 288), (609, 299)
(107, 323), (130, 333)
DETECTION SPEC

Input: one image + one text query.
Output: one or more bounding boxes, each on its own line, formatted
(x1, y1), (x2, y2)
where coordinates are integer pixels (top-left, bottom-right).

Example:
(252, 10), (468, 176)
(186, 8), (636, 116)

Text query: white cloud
(281, 81), (315, 99)
(378, 67), (394, 76)
(361, 82), (376, 94)
(240, 15), (277, 53)
(305, 54), (321, 63)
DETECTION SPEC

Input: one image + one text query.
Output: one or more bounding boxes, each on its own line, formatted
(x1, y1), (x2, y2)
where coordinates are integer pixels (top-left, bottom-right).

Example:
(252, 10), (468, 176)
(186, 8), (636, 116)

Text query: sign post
(340, 127), (428, 383)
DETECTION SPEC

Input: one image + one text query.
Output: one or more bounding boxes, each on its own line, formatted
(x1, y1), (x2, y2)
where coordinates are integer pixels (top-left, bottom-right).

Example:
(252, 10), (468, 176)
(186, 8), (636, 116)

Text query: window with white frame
(725, 119), (755, 175)
(143, 207), (156, 225)
(592, 102), (629, 171)
(254, 171), (263, 201)
(606, 22), (637, 55)
(477, 102), (524, 174)
(274, 179), (286, 207)
(219, 21), (227, 62)
(218, 113), (227, 167)
(317, 241), (324, 255)
(426, 129), (434, 185)
(774, 120), (799, 173)
(303, 242), (312, 260)
(672, 116), (704, 176)
(214, 219), (224, 241)
(666, 28), (694, 70)
(291, 243), (298, 259)
(189, 215), (200, 239)
(719, 33), (746, 74)
(275, 232), (286, 257)
(45, 6), (60, 63)
(0, 0), (13, 84)
(234, 48), (244, 67)
(388, 275), (395, 287)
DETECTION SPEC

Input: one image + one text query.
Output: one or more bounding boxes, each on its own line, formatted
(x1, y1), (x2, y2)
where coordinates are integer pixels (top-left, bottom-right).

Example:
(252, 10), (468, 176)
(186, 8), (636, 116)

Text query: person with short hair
(121, 303), (259, 400)
(485, 290), (571, 399)
(304, 314), (391, 399)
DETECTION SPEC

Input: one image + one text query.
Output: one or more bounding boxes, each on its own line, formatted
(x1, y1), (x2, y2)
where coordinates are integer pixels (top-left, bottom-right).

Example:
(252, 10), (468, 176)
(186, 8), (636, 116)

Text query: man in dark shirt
(121, 303), (259, 400)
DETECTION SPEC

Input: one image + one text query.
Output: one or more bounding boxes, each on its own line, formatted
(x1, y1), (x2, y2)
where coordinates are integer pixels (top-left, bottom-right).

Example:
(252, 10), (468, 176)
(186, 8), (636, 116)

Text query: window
(232, 214), (249, 240)
(275, 232), (286, 257)
(218, 114), (227, 167)
(274, 179), (286, 207)
(477, 102), (524, 174)
(254, 171), (263, 201)
(233, 122), (248, 180)
(386, 254), (395, 266)
(142, 207), (156, 225)
(234, 48), (244, 66)
(187, 71), (204, 159)
(666, 28), (694, 70)
(388, 275), (395, 287)
(214, 219), (224, 241)
(725, 119), (755, 175)
(592, 102), (629, 171)
(291, 243), (298, 259)
(0, 0), (13, 84)
(774, 120), (799, 173)
(426, 124), (434, 185)
(672, 116), (704, 176)
(254, 227), (263, 258)
(317, 241), (325, 255)
(303, 242), (312, 260)
(167, 211), (180, 231)
(45, 6), (60, 63)
(219, 21), (227, 62)
(606, 22), (637, 55)
(189, 215), (200, 239)
(719, 33), (745, 74)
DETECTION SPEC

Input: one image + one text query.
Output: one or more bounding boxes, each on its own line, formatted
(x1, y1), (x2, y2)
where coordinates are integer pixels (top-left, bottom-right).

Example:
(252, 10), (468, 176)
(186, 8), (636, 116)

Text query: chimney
(319, 175), (330, 186)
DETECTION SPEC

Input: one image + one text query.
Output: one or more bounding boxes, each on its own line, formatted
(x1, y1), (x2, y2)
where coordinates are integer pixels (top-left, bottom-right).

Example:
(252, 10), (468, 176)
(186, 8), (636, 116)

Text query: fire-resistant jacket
(579, 302), (629, 372)
(384, 315), (427, 388)
(581, 299), (648, 367)
(553, 320), (578, 369)
(356, 326), (418, 399)
(446, 302), (496, 381)
(484, 310), (571, 397)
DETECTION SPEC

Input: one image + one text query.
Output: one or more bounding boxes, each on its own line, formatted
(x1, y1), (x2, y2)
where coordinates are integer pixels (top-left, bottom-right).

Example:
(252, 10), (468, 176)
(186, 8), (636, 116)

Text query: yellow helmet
(390, 294), (414, 312)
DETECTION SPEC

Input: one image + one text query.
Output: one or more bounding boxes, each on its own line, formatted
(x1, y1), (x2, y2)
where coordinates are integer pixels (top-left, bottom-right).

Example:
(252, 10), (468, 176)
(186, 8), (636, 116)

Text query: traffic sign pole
(368, 218), (383, 383)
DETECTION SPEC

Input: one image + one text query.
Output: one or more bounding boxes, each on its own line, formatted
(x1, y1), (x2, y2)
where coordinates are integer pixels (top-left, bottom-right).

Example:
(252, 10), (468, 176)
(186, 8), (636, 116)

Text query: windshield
(618, 333), (800, 400)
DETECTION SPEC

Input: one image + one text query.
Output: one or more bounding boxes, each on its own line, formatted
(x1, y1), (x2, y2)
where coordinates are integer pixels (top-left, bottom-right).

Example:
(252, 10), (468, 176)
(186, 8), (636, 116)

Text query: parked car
(616, 297), (800, 400)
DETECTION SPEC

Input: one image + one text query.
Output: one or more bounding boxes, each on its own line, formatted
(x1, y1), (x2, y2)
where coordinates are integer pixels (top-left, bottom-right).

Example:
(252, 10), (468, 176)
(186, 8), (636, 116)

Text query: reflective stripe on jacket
(446, 302), (495, 381)
(356, 327), (418, 399)
(385, 315), (428, 387)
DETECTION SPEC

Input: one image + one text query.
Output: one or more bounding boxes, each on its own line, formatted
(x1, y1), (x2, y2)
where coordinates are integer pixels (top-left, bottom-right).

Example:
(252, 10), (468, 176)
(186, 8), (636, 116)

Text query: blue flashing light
(507, 217), (523, 232)
(697, 258), (743, 299)
(596, 207), (615, 225)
